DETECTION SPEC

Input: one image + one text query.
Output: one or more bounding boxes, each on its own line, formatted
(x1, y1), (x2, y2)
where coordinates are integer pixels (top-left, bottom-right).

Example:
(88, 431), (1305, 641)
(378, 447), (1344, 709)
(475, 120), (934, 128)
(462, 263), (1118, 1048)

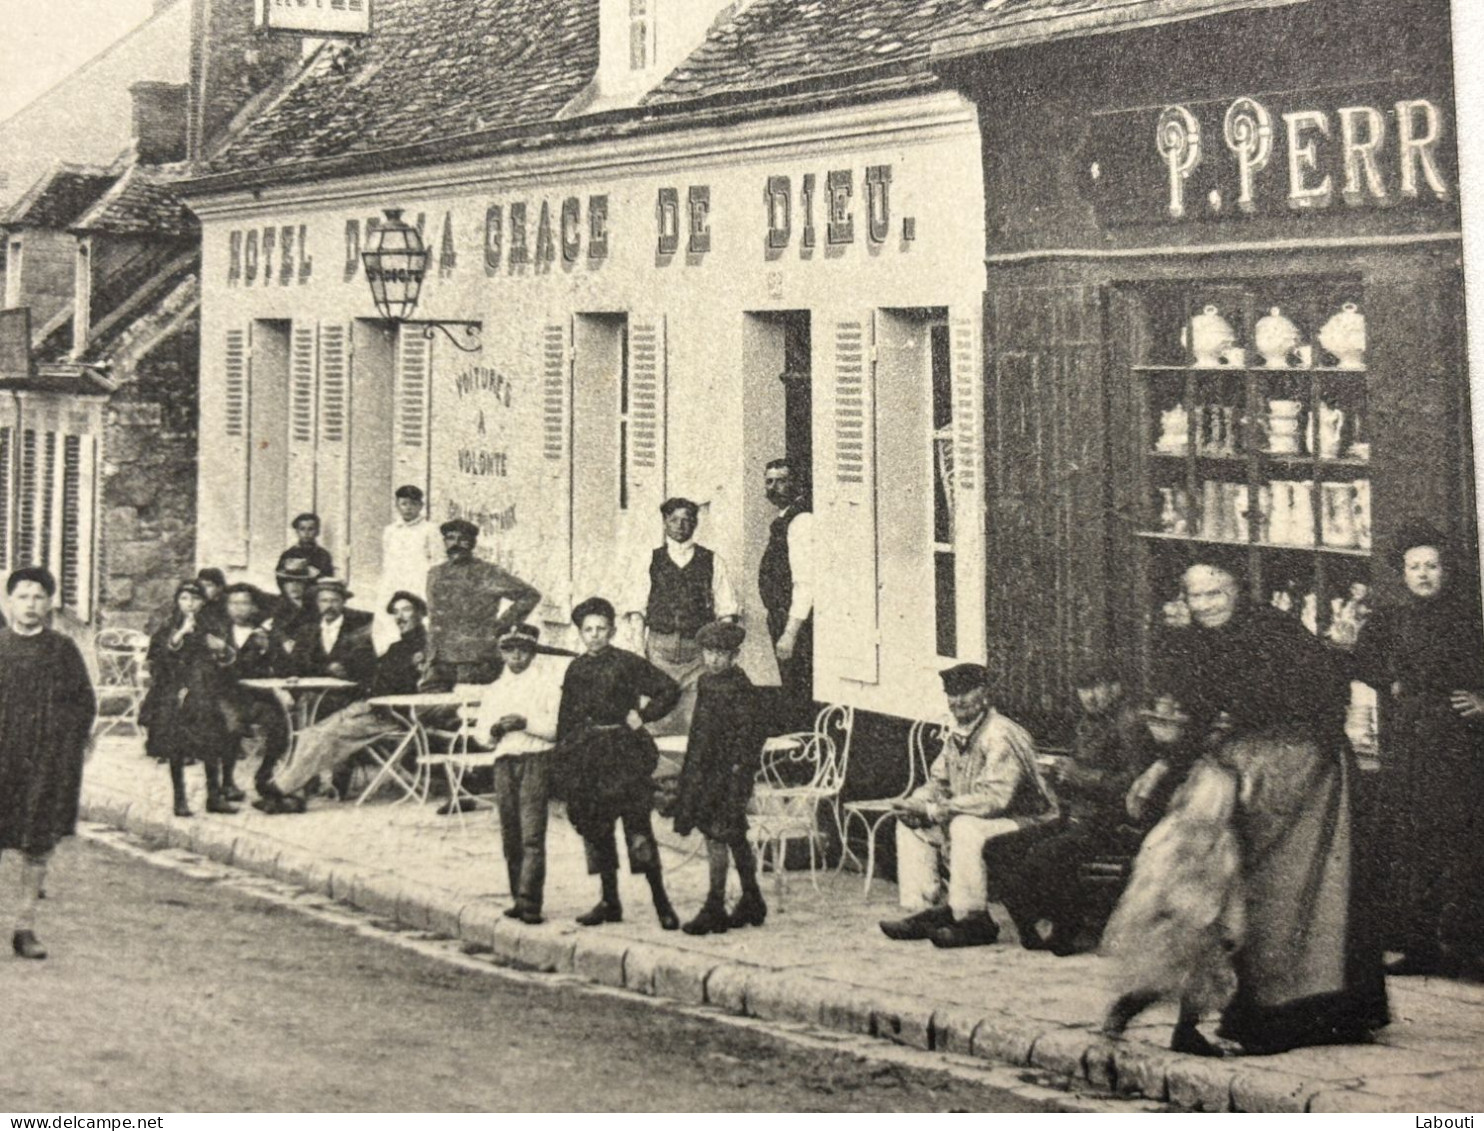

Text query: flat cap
(497, 623), (541, 648)
(440, 518), (480, 539)
(395, 484), (425, 501)
(695, 620), (745, 651)
(939, 662), (990, 697)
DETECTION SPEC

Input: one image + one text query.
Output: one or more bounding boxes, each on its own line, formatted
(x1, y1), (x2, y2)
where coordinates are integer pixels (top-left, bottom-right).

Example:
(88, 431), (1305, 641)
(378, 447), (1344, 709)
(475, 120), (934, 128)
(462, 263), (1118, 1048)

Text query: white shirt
(784, 510), (815, 623)
(319, 616), (344, 656)
(472, 654), (571, 758)
(379, 515), (442, 600)
(231, 624), (256, 649)
(619, 538), (741, 625)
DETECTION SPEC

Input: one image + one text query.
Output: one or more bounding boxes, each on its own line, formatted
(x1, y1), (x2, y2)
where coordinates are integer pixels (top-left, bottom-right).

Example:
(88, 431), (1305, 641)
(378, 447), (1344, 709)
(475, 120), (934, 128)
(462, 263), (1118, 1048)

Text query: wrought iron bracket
(419, 321), (483, 353)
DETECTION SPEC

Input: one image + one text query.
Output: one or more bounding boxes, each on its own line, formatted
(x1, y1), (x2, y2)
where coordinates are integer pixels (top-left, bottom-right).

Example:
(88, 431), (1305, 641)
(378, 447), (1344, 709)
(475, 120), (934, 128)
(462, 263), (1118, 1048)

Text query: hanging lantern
(361, 208), (428, 322)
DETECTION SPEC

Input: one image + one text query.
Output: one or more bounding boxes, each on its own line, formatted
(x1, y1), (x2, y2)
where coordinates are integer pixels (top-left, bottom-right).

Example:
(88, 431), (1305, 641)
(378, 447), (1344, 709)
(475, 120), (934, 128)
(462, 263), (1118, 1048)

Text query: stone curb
(78, 785), (1381, 1113)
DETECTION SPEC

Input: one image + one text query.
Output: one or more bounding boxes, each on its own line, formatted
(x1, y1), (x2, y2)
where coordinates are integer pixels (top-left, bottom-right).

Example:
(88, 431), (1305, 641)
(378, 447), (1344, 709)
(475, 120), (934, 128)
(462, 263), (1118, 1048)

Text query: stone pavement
(78, 734), (1484, 1113)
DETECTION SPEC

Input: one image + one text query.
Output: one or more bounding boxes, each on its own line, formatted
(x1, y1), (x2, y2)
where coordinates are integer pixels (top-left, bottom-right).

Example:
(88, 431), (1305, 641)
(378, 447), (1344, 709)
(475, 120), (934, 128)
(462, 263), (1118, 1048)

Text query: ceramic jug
(1316, 402), (1345, 459)
(1255, 307), (1302, 368)
(1184, 305), (1236, 368)
(1266, 399), (1303, 454)
(1157, 402), (1189, 453)
(1318, 302), (1366, 369)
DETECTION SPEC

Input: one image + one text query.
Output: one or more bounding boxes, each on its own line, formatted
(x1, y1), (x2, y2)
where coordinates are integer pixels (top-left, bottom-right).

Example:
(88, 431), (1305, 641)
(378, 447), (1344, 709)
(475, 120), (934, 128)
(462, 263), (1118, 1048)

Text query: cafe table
(238, 676), (357, 782)
(361, 690), (489, 807)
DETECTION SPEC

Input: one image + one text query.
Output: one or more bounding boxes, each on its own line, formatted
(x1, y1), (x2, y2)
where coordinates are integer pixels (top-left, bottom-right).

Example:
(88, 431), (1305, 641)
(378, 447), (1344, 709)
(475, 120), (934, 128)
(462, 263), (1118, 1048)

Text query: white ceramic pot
(1254, 307), (1302, 368)
(1185, 305), (1236, 368)
(1318, 303), (1366, 369)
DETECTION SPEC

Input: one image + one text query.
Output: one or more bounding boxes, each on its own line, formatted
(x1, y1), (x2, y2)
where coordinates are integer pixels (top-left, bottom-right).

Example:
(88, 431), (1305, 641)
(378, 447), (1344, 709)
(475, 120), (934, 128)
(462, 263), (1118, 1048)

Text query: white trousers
(896, 814), (1022, 918)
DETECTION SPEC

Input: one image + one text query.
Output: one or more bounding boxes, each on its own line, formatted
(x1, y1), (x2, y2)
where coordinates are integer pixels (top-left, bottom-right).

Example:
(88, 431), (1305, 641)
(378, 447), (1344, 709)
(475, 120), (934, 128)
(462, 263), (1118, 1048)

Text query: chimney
(131, 82), (189, 165)
(186, 0), (302, 161)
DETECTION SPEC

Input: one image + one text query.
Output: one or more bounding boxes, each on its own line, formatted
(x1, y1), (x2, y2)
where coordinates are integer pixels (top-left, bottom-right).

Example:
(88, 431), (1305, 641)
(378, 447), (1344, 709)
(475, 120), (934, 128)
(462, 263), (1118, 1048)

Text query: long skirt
(1103, 729), (1388, 1054)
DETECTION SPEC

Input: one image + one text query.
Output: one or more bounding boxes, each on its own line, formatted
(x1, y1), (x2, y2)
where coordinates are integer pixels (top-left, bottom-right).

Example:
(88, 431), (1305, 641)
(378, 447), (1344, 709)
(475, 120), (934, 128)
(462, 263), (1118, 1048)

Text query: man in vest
(758, 457), (815, 731)
(620, 497), (739, 736)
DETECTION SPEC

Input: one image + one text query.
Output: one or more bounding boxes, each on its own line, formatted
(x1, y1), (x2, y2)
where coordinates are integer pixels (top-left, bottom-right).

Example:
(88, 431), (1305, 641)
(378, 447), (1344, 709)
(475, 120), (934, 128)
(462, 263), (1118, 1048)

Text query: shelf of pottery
(1131, 281), (1380, 642)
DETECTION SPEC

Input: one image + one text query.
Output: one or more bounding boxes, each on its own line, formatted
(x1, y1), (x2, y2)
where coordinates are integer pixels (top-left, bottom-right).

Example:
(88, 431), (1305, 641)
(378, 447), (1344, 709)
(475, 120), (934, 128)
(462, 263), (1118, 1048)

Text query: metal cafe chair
(837, 716), (939, 898)
(747, 703), (854, 898)
(93, 627), (151, 736)
(419, 694), (500, 830)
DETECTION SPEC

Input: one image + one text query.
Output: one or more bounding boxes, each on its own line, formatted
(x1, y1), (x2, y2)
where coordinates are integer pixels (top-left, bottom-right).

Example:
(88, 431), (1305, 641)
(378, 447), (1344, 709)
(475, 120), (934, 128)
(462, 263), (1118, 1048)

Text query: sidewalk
(78, 734), (1483, 1113)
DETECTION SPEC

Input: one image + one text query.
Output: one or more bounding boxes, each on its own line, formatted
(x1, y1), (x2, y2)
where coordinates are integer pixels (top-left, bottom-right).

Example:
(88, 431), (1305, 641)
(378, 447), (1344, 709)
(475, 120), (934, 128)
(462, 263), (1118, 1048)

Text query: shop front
(188, 88), (988, 719)
(935, 0), (1470, 733)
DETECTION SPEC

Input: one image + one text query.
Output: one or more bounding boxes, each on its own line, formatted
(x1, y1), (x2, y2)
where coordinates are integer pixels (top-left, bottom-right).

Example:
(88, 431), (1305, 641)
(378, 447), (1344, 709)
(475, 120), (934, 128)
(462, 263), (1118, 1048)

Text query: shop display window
(1132, 277), (1372, 645)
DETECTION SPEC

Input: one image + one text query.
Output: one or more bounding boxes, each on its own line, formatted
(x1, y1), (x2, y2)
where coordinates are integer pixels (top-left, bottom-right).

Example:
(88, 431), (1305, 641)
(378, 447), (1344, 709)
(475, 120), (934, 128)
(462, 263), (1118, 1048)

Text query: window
(629, 0), (650, 70)
(930, 322), (957, 658)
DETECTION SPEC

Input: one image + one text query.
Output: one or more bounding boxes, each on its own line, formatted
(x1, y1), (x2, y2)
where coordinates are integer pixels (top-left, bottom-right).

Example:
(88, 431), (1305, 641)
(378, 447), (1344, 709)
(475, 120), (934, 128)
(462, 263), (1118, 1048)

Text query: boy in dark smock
(0, 567), (97, 960)
(555, 596), (682, 929)
(671, 620), (769, 935)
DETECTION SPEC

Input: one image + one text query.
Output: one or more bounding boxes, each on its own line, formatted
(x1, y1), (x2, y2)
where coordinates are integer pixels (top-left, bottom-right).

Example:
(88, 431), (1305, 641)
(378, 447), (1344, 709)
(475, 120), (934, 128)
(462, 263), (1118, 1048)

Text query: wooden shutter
(316, 322), (352, 570)
(39, 430), (57, 580)
(540, 319), (573, 620)
(950, 306), (987, 661)
(287, 322), (318, 531)
(0, 426), (11, 572)
(222, 326), (251, 565)
(16, 429), (36, 566)
(822, 314), (879, 683)
(393, 327), (432, 499)
(985, 284), (1105, 731)
(626, 315), (666, 510)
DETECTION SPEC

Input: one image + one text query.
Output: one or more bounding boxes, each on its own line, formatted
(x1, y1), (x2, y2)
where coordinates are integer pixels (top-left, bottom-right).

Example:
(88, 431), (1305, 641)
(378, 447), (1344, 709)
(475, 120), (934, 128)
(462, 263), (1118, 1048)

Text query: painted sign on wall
(1082, 83), (1455, 225)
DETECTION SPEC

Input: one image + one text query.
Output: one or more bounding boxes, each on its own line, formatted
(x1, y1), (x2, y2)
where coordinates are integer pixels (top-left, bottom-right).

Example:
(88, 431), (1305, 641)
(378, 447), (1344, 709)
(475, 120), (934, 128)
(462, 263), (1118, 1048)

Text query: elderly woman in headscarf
(1101, 562), (1388, 1056)
(1352, 525), (1484, 977)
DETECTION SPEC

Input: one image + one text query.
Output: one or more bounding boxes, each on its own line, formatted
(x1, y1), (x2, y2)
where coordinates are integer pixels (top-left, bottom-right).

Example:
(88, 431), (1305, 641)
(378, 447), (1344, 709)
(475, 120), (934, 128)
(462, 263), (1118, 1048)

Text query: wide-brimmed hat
(385, 590), (428, 616)
(275, 559), (315, 584)
(311, 578), (353, 599)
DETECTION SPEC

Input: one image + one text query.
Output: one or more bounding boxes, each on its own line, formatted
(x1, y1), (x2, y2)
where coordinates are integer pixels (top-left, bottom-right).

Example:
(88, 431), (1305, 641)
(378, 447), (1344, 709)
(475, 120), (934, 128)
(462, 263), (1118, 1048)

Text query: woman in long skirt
(1103, 563), (1388, 1056)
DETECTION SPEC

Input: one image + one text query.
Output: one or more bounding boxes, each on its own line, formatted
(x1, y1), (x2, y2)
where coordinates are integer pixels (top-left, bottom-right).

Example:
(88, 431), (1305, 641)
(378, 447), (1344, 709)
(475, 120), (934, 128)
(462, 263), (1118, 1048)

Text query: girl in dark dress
(1103, 563), (1388, 1056)
(142, 580), (238, 818)
(672, 620), (768, 935)
(1352, 526), (1484, 976)
(553, 596), (682, 929)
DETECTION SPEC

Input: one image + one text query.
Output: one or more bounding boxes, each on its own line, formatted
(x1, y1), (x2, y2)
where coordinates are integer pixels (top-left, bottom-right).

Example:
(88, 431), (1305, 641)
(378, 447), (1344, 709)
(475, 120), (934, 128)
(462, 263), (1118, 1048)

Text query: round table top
(366, 691), (485, 708)
(240, 677), (358, 691)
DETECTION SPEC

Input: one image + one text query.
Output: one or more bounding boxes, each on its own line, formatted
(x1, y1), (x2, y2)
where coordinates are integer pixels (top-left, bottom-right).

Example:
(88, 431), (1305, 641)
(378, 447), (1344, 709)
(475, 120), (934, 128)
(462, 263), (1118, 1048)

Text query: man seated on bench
(1000, 663), (1156, 955)
(255, 591), (428, 813)
(879, 663), (1060, 949)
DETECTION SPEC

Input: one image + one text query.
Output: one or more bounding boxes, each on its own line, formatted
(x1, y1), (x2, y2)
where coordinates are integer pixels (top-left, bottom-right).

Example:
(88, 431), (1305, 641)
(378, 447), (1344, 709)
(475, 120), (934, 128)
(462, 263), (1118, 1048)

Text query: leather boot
(12, 930), (46, 960)
(727, 890), (768, 929)
(930, 911), (1001, 949)
(682, 897), (730, 936)
(204, 760), (239, 815)
(879, 905), (954, 941)
(170, 758), (192, 818)
(576, 900), (622, 927)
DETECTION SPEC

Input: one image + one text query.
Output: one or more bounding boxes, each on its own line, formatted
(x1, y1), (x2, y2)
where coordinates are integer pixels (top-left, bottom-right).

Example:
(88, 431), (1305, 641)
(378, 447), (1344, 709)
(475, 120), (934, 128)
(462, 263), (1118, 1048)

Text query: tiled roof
(72, 164), (197, 239)
(3, 164), (118, 230)
(204, 0), (597, 175)
(643, 0), (975, 105)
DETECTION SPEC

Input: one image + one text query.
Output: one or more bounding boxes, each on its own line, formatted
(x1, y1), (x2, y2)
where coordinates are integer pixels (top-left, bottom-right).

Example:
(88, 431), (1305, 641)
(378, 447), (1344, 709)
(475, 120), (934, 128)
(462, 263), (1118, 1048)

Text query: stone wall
(99, 320), (198, 630)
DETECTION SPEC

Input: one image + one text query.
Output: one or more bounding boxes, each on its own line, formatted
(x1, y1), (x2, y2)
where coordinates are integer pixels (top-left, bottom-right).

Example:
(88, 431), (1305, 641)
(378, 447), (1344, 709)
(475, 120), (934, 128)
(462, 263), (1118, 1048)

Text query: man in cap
(265, 559), (318, 651)
(758, 457), (814, 731)
(276, 512), (335, 581)
(472, 624), (572, 923)
(619, 496), (740, 737)
(374, 485), (443, 655)
(0, 567), (96, 959)
(425, 518), (541, 688)
(258, 591), (431, 813)
(879, 663), (1059, 949)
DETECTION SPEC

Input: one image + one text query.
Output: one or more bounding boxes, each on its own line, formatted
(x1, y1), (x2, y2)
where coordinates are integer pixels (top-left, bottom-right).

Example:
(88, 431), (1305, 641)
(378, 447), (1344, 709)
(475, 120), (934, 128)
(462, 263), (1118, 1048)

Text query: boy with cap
(474, 624), (571, 923)
(880, 663), (1059, 948)
(670, 619), (768, 935)
(374, 485), (442, 655)
(425, 518), (541, 687)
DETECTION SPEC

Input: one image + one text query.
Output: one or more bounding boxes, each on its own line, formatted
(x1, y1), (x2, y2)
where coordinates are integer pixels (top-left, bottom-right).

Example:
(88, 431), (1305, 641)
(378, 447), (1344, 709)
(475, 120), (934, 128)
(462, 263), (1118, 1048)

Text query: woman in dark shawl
(1102, 563), (1388, 1056)
(671, 620), (769, 935)
(553, 596), (683, 930)
(142, 580), (238, 818)
(0, 567), (96, 959)
(1352, 525), (1484, 976)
